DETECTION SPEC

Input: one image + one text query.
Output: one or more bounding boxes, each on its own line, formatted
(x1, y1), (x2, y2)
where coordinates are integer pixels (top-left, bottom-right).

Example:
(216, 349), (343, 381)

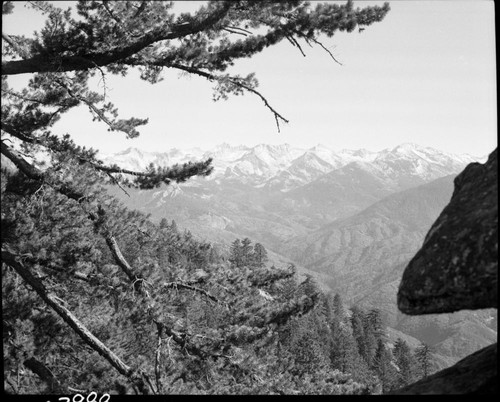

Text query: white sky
(2, 1), (497, 156)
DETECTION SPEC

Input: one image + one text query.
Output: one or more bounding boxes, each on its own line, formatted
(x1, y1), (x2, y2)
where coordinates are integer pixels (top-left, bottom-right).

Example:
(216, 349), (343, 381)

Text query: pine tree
(367, 309), (385, 341)
(332, 293), (346, 321)
(393, 338), (418, 387)
(330, 317), (357, 372)
(298, 274), (320, 298)
(159, 217), (169, 229)
(252, 243), (268, 268)
(350, 306), (368, 362)
(229, 238), (243, 267)
(240, 237), (254, 266)
(414, 342), (432, 379)
(362, 318), (378, 367)
(372, 339), (398, 393)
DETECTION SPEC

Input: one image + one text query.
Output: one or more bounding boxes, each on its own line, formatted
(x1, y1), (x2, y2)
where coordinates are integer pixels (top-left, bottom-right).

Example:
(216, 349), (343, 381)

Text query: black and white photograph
(1, 0), (497, 396)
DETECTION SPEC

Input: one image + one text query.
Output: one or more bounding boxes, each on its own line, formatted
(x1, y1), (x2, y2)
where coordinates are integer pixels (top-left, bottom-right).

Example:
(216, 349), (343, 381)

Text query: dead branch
(1, 246), (150, 394)
(160, 63), (290, 132)
(154, 322), (163, 393)
(162, 281), (222, 305)
(222, 27), (248, 36)
(2, 32), (30, 59)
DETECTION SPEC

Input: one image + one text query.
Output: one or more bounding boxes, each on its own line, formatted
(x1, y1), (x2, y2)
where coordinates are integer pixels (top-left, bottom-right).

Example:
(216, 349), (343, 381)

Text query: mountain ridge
(101, 143), (484, 193)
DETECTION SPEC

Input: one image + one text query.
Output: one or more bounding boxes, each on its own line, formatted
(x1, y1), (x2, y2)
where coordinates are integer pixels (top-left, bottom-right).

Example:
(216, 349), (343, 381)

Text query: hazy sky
(3, 1), (497, 156)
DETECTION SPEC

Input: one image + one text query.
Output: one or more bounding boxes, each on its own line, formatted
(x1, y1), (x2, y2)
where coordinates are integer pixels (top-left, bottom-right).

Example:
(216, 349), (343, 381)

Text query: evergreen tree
(367, 309), (385, 341)
(229, 238), (242, 267)
(330, 317), (358, 373)
(240, 237), (253, 267)
(298, 274), (320, 298)
(362, 319), (377, 367)
(290, 324), (329, 375)
(252, 243), (268, 268)
(372, 339), (398, 393)
(350, 306), (368, 362)
(414, 343), (432, 379)
(393, 338), (418, 387)
(332, 293), (346, 321)
(159, 217), (169, 229)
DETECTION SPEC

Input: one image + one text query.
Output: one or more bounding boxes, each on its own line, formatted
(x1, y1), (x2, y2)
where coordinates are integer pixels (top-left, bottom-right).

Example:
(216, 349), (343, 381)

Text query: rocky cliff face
(390, 343), (497, 394)
(394, 148), (498, 394)
(398, 149), (497, 314)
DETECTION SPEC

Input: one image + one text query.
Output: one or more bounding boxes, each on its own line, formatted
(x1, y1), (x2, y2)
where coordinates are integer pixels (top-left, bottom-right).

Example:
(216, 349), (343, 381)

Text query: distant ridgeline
(392, 148), (498, 394)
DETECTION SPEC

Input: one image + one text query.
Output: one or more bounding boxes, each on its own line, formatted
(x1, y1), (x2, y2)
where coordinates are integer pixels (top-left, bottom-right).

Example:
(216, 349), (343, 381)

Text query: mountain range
(101, 142), (480, 191)
(103, 142), (495, 370)
(103, 143), (484, 243)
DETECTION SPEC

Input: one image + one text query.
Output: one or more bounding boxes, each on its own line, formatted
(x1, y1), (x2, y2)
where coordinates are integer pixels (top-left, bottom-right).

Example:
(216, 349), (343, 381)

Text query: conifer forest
(1, 0), (455, 395)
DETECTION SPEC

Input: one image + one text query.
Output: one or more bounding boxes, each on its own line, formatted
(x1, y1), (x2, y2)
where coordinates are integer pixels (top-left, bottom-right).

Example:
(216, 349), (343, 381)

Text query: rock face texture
(398, 148), (498, 315)
(389, 343), (497, 394)
(393, 148), (497, 394)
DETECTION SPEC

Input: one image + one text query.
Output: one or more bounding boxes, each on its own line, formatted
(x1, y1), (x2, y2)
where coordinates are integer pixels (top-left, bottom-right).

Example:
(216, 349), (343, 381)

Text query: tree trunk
(1, 247), (150, 394)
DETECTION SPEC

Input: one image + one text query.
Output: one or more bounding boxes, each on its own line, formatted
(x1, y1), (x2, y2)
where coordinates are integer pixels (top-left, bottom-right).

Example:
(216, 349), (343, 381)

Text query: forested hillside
(1, 175), (434, 394)
(1, 1), (396, 394)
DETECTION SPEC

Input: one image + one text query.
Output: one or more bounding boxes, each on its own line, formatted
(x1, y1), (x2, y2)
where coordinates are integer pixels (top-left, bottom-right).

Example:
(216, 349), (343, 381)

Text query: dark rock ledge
(398, 148), (497, 315)
(389, 343), (497, 394)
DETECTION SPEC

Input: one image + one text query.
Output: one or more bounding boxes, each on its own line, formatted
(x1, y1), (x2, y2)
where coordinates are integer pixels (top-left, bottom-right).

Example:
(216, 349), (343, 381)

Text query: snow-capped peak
(101, 142), (482, 191)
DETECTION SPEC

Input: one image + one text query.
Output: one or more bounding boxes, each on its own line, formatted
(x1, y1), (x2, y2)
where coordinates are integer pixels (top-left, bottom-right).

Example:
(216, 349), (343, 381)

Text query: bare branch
(54, 79), (118, 130)
(158, 63), (289, 132)
(225, 25), (253, 35)
(284, 34), (306, 57)
(2, 32), (30, 59)
(133, 1), (147, 18)
(101, 1), (122, 25)
(303, 35), (343, 66)
(104, 170), (131, 197)
(1, 246), (150, 394)
(162, 281), (222, 305)
(154, 323), (163, 394)
(222, 27), (248, 37)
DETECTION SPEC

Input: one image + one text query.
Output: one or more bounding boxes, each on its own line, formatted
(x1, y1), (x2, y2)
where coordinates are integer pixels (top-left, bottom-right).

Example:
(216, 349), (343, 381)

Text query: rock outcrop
(398, 149), (497, 315)
(393, 148), (497, 394)
(389, 343), (497, 394)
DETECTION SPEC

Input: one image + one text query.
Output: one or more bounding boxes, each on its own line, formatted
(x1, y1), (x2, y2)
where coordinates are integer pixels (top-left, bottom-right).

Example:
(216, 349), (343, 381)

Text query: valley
(104, 142), (495, 370)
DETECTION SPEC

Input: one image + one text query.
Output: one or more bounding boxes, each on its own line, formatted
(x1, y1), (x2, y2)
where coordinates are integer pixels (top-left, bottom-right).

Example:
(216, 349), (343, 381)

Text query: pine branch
(1, 246), (151, 394)
(151, 62), (289, 131)
(1, 127), (213, 188)
(2, 2), (233, 75)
